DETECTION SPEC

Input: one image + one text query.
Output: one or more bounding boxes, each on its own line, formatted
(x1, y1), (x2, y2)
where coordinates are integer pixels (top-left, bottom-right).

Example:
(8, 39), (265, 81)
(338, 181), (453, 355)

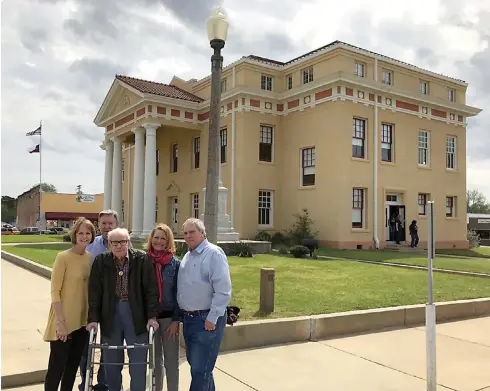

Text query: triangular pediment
(166, 181), (181, 193)
(94, 79), (144, 126)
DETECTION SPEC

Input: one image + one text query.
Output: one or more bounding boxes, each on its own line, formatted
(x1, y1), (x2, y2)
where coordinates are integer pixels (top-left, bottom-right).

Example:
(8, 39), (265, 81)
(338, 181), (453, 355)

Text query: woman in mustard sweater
(43, 217), (96, 391)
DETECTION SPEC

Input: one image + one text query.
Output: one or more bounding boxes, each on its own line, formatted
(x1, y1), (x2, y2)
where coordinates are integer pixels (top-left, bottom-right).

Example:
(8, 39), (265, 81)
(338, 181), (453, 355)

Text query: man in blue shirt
(79, 209), (119, 391)
(177, 218), (232, 391)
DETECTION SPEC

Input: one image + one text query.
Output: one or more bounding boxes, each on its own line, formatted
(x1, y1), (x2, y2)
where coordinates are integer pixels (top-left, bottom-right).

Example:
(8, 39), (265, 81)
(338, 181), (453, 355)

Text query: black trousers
(45, 327), (88, 391)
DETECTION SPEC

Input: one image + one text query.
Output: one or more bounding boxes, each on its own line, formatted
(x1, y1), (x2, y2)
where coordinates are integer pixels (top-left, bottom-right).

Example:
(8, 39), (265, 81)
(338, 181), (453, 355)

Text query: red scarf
(149, 249), (173, 303)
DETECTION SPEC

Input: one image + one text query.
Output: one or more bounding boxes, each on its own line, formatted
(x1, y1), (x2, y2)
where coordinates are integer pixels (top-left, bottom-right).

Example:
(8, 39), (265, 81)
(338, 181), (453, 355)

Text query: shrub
(254, 231), (272, 242)
(271, 231), (289, 246)
(236, 242), (253, 258)
(467, 229), (481, 249)
(174, 242), (188, 258)
(289, 245), (310, 258)
(63, 234), (71, 242)
(219, 241), (253, 257)
(278, 247), (288, 255)
(286, 208), (319, 245)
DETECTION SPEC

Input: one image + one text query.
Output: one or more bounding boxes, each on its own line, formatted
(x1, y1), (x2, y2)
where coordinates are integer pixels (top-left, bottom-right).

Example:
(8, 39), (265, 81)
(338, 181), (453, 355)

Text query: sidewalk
(3, 258), (490, 390)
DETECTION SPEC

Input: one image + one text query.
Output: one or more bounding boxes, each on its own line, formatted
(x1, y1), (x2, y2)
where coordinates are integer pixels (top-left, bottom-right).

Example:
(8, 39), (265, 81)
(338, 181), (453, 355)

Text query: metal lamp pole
(203, 7), (229, 244)
(426, 200), (437, 391)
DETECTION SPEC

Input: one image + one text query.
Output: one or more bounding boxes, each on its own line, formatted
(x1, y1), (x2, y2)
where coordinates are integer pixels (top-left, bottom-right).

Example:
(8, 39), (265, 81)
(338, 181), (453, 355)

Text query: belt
(183, 309), (210, 317)
(118, 296), (129, 302)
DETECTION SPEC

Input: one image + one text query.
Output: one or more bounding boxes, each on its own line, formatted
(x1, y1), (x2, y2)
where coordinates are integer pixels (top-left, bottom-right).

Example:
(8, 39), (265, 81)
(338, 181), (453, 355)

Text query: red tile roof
(116, 75), (204, 103)
(245, 40), (466, 84)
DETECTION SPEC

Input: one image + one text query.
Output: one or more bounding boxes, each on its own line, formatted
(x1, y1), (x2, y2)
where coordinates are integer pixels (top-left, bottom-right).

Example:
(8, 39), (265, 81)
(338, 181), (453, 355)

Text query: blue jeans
(183, 311), (226, 391)
(103, 301), (148, 391)
(79, 351), (107, 391)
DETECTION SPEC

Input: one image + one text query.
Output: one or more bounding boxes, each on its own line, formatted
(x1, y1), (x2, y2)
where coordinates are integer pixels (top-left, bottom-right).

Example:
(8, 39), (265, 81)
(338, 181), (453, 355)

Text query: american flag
(26, 126), (41, 136)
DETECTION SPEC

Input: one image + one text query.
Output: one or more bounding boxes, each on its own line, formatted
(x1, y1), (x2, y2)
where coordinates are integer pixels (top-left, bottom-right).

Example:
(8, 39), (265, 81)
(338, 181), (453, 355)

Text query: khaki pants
(154, 317), (180, 391)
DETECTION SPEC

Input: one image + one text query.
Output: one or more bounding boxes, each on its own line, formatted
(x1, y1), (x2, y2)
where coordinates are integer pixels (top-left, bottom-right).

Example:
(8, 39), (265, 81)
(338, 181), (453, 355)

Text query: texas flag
(28, 144), (40, 154)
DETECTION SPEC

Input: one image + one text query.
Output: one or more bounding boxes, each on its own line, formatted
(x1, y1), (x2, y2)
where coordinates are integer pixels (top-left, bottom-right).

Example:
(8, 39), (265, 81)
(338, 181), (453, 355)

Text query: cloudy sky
(1, 0), (489, 201)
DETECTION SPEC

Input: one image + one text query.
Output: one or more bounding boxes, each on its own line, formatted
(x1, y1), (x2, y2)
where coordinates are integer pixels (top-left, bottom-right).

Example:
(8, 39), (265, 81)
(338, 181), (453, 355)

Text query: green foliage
(63, 234), (71, 242)
(285, 208), (319, 245)
(289, 245), (310, 258)
(30, 183), (57, 193)
(467, 229), (481, 249)
(253, 231), (272, 242)
(278, 247), (288, 255)
(219, 241), (254, 257)
(271, 231), (289, 246)
(467, 189), (490, 214)
(174, 242), (188, 258)
(1, 195), (17, 223)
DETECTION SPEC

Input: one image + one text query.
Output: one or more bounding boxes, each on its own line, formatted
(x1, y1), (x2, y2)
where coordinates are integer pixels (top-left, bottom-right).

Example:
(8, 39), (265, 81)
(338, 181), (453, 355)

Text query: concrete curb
(3, 250), (490, 387)
(2, 370), (47, 389)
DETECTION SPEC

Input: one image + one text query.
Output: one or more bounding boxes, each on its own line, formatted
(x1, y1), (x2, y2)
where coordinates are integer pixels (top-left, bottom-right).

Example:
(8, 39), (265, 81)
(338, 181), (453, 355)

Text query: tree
(30, 183), (57, 193)
(1, 196), (17, 223)
(467, 189), (490, 214)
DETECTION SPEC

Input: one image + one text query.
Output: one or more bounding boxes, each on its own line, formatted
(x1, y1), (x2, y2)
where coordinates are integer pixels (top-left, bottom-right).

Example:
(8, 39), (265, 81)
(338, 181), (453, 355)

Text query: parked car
(1, 226), (20, 235)
(19, 227), (40, 235)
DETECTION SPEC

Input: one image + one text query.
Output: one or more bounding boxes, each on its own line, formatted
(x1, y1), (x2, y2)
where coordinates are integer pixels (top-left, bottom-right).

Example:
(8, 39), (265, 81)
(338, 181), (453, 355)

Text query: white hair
(183, 218), (206, 235)
(107, 227), (130, 241)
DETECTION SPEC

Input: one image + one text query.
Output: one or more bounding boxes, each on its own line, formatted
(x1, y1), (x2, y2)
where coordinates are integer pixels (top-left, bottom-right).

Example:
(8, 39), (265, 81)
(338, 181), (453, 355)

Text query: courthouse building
(94, 40), (481, 249)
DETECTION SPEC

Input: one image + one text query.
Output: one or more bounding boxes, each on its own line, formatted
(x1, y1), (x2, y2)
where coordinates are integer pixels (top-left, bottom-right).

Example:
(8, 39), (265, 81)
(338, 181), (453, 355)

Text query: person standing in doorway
(177, 218), (232, 391)
(79, 209), (119, 391)
(409, 220), (419, 248)
(144, 223), (181, 391)
(44, 217), (96, 391)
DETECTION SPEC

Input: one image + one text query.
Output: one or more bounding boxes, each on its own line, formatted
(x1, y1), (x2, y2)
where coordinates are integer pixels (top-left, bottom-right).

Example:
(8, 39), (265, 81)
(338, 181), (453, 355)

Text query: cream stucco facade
(94, 40), (481, 249)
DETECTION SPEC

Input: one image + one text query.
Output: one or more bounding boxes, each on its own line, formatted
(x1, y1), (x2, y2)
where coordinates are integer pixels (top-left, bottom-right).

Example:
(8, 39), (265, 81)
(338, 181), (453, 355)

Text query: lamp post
(203, 7), (229, 244)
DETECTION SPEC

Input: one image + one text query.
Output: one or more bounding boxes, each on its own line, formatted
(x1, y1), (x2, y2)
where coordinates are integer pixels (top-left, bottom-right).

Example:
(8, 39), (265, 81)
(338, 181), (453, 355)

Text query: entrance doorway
(385, 194), (406, 243)
(170, 197), (179, 234)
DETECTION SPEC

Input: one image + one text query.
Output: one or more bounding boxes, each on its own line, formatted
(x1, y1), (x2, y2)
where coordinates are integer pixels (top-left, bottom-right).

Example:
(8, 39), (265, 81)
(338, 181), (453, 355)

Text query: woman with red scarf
(144, 223), (181, 391)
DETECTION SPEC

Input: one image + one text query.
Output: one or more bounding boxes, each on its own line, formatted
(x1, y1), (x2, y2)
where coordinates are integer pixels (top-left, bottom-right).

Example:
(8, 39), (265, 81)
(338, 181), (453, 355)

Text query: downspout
(127, 145), (131, 229)
(373, 58), (380, 249)
(231, 65), (236, 228)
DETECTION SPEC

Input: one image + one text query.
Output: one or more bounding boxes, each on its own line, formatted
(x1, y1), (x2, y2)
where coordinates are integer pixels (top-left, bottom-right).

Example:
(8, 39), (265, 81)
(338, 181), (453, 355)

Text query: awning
(45, 212), (99, 220)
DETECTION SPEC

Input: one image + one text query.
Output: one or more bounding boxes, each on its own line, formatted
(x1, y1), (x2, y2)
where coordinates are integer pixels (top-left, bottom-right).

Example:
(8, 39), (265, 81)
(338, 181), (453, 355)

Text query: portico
(94, 75), (240, 240)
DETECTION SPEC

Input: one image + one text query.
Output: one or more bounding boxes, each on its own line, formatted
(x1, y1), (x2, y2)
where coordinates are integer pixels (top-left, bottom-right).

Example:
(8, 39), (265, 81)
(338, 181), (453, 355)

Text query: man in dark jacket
(87, 228), (159, 391)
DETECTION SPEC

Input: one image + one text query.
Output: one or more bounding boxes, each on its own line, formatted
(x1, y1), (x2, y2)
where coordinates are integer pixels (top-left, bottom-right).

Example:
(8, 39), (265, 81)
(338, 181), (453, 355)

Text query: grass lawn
(436, 247), (490, 259)
(317, 248), (490, 274)
(1, 234), (64, 244)
(3, 245), (490, 320)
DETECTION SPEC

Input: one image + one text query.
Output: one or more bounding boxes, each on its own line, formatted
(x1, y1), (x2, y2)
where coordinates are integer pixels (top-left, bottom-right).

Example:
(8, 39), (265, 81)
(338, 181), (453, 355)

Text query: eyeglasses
(110, 240), (129, 246)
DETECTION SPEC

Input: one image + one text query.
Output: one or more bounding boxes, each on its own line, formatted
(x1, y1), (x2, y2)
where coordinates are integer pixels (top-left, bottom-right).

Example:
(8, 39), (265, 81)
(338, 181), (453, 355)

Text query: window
(352, 188), (365, 228)
(355, 62), (365, 77)
(418, 130), (430, 166)
(261, 75), (273, 91)
(446, 136), (456, 169)
(155, 197), (158, 222)
(259, 125), (273, 162)
(448, 88), (456, 102)
(286, 74), (292, 90)
(122, 159), (125, 182)
(381, 124), (393, 162)
(352, 118), (366, 159)
(418, 193), (428, 215)
(382, 70), (393, 85)
(171, 144), (178, 173)
(192, 193), (199, 219)
(156, 149), (160, 176)
(301, 147), (315, 186)
(192, 137), (200, 169)
(258, 190), (273, 226)
(220, 128), (227, 164)
(121, 200), (125, 223)
(420, 80), (429, 95)
(446, 196), (455, 217)
(302, 67), (313, 84)
(221, 79), (227, 93)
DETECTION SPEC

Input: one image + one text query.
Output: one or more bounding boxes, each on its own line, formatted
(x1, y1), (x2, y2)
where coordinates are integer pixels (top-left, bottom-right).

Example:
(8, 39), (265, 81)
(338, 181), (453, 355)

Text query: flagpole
(39, 120), (43, 229)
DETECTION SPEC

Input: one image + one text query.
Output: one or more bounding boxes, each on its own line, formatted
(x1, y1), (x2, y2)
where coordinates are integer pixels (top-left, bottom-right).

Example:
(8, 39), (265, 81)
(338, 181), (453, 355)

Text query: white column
(111, 137), (123, 219)
(142, 124), (159, 236)
(101, 140), (113, 210)
(131, 127), (146, 238)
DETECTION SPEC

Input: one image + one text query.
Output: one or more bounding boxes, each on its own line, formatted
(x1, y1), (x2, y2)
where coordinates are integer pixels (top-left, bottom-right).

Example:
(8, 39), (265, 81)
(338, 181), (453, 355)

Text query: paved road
(3, 258), (490, 390)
